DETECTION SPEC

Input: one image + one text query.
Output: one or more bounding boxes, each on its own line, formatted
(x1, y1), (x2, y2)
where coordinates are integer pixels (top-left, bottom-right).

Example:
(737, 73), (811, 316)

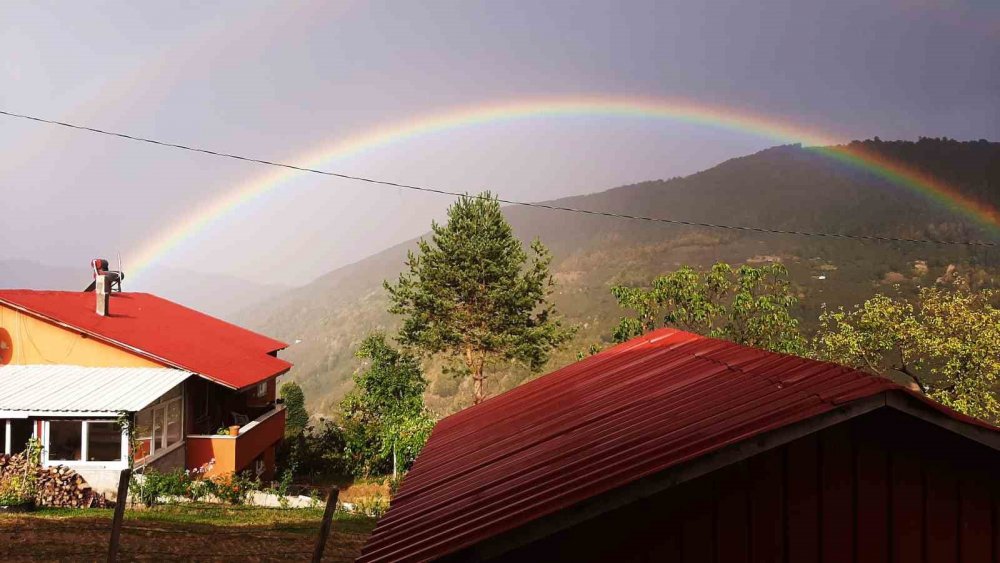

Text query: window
(255, 381), (268, 398)
(133, 384), (184, 463)
(48, 421), (83, 461)
(2, 419), (34, 455)
(45, 420), (123, 463)
(86, 422), (122, 462)
(166, 400), (181, 447)
(8, 420), (32, 454)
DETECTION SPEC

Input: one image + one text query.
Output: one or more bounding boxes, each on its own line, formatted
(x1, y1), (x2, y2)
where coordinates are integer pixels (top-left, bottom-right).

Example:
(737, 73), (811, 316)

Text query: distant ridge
(237, 138), (998, 413)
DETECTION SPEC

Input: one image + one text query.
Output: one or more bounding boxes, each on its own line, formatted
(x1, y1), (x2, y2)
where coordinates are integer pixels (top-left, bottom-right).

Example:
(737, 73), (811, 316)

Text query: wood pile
(0, 453), (111, 508)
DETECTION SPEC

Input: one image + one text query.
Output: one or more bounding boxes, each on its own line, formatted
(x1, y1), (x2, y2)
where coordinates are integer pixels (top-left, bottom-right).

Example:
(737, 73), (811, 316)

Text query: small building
(360, 328), (1000, 562)
(0, 287), (290, 493)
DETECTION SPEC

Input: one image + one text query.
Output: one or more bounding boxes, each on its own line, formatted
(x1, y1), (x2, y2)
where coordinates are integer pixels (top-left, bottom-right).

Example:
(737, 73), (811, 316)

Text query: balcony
(186, 404), (285, 478)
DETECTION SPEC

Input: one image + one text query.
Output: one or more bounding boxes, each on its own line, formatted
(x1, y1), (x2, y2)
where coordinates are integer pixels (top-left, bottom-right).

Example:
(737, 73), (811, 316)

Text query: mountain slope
(241, 138), (1000, 414)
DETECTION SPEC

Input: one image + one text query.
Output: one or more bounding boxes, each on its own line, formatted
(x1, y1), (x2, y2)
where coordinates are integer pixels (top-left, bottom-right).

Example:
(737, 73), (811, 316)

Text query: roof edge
(441, 393), (889, 562)
(885, 391), (1000, 450)
(443, 390), (1000, 562)
(0, 297), (260, 390)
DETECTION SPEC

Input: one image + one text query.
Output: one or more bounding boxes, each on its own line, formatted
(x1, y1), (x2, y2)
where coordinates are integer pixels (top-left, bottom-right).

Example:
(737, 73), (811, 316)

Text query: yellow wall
(0, 303), (162, 368)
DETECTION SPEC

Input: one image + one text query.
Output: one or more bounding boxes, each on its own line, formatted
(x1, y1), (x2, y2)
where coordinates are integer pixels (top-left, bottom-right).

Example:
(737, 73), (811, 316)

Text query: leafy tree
(279, 381), (309, 439)
(611, 262), (806, 354)
(385, 192), (574, 404)
(340, 333), (434, 477)
(812, 280), (1000, 423)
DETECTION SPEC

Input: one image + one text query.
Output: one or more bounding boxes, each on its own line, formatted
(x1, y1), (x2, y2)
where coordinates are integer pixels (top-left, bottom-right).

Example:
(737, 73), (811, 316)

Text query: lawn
(0, 503), (377, 562)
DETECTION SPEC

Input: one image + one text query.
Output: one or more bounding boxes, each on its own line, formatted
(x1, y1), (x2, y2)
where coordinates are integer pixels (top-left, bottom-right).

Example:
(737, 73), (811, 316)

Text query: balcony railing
(186, 404), (285, 477)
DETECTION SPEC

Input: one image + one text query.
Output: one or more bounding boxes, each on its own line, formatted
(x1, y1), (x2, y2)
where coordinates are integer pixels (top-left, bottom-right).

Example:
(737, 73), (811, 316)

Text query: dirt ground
(0, 513), (375, 562)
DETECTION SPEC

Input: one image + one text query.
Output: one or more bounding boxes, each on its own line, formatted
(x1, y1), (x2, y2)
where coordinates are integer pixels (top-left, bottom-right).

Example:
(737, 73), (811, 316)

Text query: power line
(1, 108), (996, 248)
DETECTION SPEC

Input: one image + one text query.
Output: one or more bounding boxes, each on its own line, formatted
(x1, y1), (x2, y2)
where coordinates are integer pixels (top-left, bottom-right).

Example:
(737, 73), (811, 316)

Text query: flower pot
(229, 425), (241, 436)
(0, 499), (36, 513)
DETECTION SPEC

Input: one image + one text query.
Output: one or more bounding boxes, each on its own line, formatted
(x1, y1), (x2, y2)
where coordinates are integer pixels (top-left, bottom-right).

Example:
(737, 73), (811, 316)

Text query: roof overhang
(445, 390), (1000, 562)
(0, 365), (192, 415)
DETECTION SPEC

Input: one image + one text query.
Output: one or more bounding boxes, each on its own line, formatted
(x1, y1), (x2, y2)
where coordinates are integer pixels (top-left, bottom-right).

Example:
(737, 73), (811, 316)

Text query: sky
(1, 0), (998, 285)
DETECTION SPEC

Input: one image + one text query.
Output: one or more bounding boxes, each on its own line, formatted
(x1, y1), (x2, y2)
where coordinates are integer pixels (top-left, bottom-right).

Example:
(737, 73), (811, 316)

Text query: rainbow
(128, 96), (999, 280)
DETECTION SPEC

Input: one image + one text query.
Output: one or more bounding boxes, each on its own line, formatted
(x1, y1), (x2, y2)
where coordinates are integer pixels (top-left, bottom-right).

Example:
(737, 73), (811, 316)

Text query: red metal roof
(0, 290), (290, 389)
(359, 328), (998, 562)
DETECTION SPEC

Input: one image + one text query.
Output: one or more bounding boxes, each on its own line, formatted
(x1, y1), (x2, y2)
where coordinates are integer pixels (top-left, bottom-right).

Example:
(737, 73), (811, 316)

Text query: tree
(279, 381), (309, 439)
(340, 333), (434, 477)
(611, 262), (806, 354)
(385, 192), (574, 404)
(812, 280), (1000, 423)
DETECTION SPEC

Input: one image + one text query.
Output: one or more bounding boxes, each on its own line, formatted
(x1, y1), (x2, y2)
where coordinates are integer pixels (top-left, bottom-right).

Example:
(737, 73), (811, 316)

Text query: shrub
(204, 472), (260, 505)
(133, 467), (213, 507)
(353, 493), (389, 519)
(0, 439), (42, 506)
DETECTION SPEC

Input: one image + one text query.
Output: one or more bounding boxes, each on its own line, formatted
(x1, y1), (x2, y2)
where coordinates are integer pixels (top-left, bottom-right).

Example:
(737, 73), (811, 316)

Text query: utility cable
(1, 108), (996, 247)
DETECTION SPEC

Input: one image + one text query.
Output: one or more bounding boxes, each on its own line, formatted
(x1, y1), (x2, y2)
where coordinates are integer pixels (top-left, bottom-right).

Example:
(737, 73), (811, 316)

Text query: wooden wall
(495, 409), (999, 563)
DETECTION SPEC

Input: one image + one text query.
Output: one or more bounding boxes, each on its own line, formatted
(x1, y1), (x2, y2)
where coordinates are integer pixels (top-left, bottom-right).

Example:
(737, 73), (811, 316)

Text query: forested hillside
(241, 138), (1000, 415)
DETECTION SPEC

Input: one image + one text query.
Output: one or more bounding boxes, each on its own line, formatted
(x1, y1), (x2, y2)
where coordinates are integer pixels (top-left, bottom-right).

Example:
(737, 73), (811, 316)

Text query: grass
(0, 503), (377, 562)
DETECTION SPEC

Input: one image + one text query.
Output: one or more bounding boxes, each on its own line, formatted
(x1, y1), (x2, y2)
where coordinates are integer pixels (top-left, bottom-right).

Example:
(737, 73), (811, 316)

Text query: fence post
(107, 468), (131, 563)
(311, 487), (340, 563)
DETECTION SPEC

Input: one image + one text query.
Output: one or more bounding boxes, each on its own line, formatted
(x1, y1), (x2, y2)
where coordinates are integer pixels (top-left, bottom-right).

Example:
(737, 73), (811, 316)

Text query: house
(359, 328), (1000, 562)
(0, 279), (291, 494)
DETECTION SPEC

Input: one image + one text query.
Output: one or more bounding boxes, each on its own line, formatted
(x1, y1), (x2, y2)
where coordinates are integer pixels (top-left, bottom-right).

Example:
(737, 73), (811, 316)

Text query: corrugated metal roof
(0, 290), (291, 389)
(358, 328), (1000, 562)
(0, 365), (191, 414)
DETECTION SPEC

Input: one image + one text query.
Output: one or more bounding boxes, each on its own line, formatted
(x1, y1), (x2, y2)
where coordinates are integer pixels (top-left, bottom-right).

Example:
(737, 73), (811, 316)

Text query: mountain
(242, 138), (1000, 415)
(0, 260), (288, 321)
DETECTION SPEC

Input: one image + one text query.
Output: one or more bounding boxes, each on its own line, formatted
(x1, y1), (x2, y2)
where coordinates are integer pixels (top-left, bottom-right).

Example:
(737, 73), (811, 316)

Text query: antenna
(117, 251), (125, 287)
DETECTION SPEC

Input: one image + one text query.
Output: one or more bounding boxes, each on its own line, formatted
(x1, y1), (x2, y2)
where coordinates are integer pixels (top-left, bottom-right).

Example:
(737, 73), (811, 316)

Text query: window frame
(3, 418), (36, 455)
(132, 388), (185, 466)
(42, 419), (128, 468)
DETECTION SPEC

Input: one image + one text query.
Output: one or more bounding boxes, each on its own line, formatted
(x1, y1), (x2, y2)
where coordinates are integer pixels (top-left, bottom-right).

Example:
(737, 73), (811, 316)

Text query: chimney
(96, 274), (111, 316)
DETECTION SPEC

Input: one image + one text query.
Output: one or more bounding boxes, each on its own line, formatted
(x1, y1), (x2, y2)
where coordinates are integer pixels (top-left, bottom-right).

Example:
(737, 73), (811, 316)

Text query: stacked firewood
(0, 453), (110, 508)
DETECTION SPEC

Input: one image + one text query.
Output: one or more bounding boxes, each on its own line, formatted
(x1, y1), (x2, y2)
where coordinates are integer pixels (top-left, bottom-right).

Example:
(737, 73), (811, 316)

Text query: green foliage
(0, 438), (42, 506)
(340, 333), (434, 477)
(275, 418), (350, 485)
(385, 191), (574, 403)
(133, 469), (259, 507)
(352, 493), (390, 519)
(612, 262), (806, 354)
(813, 280), (1000, 423)
(204, 472), (261, 505)
(134, 469), (206, 507)
(279, 381), (309, 439)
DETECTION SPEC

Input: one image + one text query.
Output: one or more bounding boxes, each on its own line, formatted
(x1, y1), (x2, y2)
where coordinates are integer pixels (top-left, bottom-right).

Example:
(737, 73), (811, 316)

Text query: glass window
(153, 407), (164, 448)
(48, 421), (82, 461)
(1, 420), (6, 454)
(160, 384), (182, 401)
(86, 422), (122, 462)
(9, 420), (32, 454)
(166, 400), (181, 448)
(134, 409), (154, 462)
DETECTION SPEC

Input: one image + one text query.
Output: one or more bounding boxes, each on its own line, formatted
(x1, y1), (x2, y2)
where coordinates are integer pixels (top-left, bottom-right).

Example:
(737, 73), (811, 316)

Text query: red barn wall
(495, 409), (999, 563)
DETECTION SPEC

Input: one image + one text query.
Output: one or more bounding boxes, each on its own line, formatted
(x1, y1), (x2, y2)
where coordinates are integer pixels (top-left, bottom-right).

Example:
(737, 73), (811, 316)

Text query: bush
(352, 493), (389, 519)
(134, 469), (193, 507)
(275, 419), (350, 482)
(133, 467), (250, 507)
(0, 473), (33, 505)
(204, 472), (260, 505)
(0, 439), (42, 506)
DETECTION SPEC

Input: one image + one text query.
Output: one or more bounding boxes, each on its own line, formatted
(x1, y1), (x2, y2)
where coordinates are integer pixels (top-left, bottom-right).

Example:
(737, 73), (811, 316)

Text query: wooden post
(311, 487), (340, 563)
(107, 468), (131, 563)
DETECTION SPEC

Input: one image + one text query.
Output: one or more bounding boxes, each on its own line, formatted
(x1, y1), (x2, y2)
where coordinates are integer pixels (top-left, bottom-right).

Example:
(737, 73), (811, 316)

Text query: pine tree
(385, 192), (574, 404)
